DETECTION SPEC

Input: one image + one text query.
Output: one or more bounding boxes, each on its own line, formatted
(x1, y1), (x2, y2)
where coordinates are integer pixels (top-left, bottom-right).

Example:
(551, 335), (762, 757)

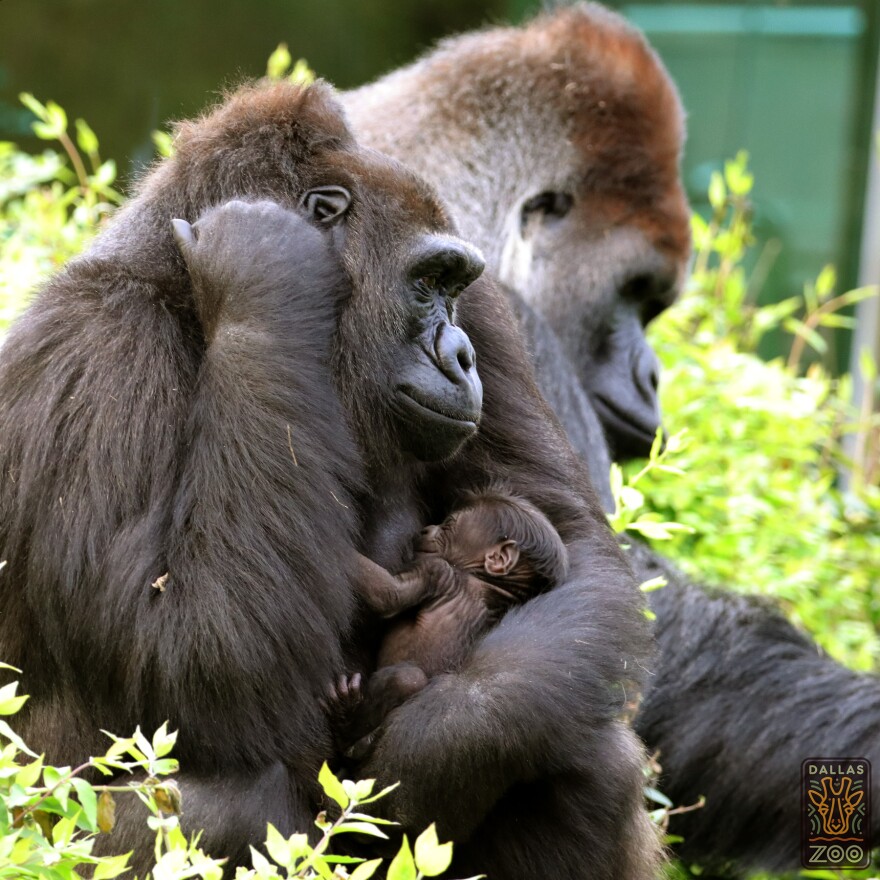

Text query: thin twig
(56, 130), (89, 191)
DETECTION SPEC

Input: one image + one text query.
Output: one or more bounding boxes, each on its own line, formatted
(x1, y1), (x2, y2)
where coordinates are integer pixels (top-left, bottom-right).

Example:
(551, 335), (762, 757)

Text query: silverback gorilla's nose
(434, 323), (477, 386)
(634, 344), (661, 401)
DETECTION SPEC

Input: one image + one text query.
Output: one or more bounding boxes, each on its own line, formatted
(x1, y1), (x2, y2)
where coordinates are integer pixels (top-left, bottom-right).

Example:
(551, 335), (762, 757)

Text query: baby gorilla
(328, 489), (569, 758)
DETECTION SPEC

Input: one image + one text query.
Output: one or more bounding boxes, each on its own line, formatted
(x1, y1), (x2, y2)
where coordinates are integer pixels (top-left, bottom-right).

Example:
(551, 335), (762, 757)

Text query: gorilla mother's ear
(301, 186), (351, 225)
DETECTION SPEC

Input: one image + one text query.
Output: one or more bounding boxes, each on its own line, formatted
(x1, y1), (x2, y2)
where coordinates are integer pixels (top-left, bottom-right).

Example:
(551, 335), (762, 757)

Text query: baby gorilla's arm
(356, 553), (455, 617)
(356, 554), (434, 617)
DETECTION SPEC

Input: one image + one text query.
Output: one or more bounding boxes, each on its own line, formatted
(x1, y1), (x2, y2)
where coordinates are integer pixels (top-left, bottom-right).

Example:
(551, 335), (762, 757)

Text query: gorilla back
(0, 80), (657, 879)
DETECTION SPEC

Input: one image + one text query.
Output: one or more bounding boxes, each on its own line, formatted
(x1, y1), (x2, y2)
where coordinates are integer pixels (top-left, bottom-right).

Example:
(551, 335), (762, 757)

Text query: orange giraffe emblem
(808, 776), (864, 836)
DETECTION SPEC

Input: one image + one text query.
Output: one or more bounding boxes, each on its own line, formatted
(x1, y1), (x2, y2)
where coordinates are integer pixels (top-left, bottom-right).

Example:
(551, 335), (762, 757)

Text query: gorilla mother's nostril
(457, 347), (474, 372)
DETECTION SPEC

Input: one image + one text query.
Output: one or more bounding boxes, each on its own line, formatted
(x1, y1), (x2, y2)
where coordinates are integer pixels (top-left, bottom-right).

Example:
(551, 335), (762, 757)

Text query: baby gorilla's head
(418, 490), (569, 590)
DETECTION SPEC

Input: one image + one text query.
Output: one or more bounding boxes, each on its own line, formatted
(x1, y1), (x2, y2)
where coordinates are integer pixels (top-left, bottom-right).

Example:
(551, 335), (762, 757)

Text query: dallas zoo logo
(802, 758), (872, 869)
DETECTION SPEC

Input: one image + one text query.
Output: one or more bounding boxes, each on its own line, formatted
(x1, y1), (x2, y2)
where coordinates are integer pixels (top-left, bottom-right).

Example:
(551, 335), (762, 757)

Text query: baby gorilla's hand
(171, 200), (343, 339)
(320, 672), (367, 758)
(321, 666), (428, 764)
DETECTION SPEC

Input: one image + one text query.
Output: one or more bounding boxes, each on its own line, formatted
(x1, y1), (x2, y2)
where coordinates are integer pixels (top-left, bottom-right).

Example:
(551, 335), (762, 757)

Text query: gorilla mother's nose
(435, 323), (477, 386)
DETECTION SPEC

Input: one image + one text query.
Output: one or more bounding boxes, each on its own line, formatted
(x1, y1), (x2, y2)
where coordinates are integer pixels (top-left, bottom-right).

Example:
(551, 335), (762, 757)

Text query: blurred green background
(1, 0), (878, 368)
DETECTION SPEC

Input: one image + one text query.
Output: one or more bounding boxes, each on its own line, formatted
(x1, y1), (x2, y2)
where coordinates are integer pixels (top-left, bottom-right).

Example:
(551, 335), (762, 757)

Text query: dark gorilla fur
(343, 3), (880, 874)
(0, 80), (659, 879)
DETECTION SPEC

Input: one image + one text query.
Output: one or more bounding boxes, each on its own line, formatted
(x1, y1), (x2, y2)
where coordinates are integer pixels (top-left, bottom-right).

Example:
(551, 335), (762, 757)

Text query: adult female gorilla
(0, 80), (656, 878)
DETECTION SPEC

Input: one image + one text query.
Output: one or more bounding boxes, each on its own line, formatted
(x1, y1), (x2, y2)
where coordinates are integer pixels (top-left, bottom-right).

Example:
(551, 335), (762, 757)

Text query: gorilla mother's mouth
(395, 388), (479, 431)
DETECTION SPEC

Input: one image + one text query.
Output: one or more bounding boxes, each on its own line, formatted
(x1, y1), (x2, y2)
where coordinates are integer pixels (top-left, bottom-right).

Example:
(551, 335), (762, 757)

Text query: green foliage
(0, 94), (122, 331)
(265, 46), (316, 86)
(633, 152), (880, 671)
(0, 667), (473, 880)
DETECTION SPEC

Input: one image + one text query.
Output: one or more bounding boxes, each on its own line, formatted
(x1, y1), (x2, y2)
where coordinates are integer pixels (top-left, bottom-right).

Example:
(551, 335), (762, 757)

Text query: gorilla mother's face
(309, 148), (486, 463)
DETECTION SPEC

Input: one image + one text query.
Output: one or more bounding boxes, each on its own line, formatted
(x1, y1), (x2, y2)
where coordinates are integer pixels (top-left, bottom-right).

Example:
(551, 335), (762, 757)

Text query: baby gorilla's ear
(484, 540), (519, 576)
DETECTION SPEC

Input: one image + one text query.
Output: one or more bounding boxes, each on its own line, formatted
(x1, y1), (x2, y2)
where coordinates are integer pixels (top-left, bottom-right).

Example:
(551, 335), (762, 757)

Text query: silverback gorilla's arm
(629, 541), (880, 875)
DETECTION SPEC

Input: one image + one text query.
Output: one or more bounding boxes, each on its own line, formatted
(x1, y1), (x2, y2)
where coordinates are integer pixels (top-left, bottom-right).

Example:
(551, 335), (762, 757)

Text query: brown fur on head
(344, 2), (689, 277)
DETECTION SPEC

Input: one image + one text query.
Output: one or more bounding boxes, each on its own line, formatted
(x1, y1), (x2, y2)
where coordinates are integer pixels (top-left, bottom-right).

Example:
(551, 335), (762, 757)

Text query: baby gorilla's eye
(418, 275), (439, 290)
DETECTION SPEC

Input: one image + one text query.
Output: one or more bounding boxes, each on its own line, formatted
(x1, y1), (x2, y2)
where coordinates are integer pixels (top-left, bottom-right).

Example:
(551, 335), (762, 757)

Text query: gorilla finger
(171, 218), (196, 258)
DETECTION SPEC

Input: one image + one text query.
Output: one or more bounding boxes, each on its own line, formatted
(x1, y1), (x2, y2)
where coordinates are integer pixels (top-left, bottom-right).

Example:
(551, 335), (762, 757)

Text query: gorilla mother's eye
(301, 186), (352, 225)
(521, 191), (573, 229)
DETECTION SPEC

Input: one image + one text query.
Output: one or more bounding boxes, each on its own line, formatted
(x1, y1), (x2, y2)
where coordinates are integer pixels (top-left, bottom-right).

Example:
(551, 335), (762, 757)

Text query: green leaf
(708, 170), (726, 211)
(648, 427), (664, 461)
(71, 777), (98, 830)
(387, 835), (417, 880)
(815, 313), (855, 330)
(317, 761), (349, 809)
(783, 317), (827, 355)
(627, 520), (694, 541)
(75, 119), (99, 157)
(814, 264), (837, 299)
(152, 129), (175, 158)
(0, 681), (28, 715)
(92, 853), (132, 879)
(334, 821), (389, 839)
(93, 159), (117, 188)
(15, 755), (43, 788)
(835, 284), (879, 308)
(357, 780), (399, 805)
(19, 92), (48, 122)
(263, 823), (292, 867)
(266, 43), (292, 79)
(45, 101), (68, 134)
(51, 812), (77, 845)
(289, 58), (316, 86)
(644, 786), (673, 807)
(250, 845), (274, 874)
(345, 812), (398, 825)
(638, 575), (667, 593)
(349, 858), (383, 880)
(620, 486), (645, 511)
(414, 824), (453, 877)
(54, 781), (72, 810)
(151, 722), (178, 758)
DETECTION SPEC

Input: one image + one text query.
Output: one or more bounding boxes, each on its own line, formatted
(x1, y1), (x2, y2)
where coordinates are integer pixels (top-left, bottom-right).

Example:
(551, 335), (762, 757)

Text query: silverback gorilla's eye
(521, 191), (573, 229)
(419, 275), (439, 290)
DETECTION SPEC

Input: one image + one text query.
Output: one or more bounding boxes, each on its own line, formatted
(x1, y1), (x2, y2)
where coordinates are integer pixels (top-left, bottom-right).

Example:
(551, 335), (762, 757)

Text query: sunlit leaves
(265, 45), (316, 86)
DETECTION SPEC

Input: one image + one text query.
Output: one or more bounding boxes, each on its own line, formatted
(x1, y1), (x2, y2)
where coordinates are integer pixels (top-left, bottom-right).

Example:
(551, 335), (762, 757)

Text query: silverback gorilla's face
(313, 147), (486, 463)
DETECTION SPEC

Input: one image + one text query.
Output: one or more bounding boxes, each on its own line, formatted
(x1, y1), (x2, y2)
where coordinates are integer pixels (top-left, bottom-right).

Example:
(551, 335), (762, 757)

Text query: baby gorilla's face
(416, 504), (519, 576)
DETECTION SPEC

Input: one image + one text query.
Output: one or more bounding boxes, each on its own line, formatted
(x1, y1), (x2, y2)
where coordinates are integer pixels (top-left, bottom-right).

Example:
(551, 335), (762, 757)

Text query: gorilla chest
(357, 482), (424, 571)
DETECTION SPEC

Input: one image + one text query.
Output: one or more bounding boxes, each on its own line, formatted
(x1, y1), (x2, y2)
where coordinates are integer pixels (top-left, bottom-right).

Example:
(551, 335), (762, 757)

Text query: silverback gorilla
(343, 2), (880, 874)
(0, 81), (659, 878)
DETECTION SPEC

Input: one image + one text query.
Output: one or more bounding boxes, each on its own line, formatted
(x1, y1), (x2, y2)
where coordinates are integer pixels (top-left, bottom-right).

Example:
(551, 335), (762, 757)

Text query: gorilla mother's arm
(362, 281), (653, 851)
